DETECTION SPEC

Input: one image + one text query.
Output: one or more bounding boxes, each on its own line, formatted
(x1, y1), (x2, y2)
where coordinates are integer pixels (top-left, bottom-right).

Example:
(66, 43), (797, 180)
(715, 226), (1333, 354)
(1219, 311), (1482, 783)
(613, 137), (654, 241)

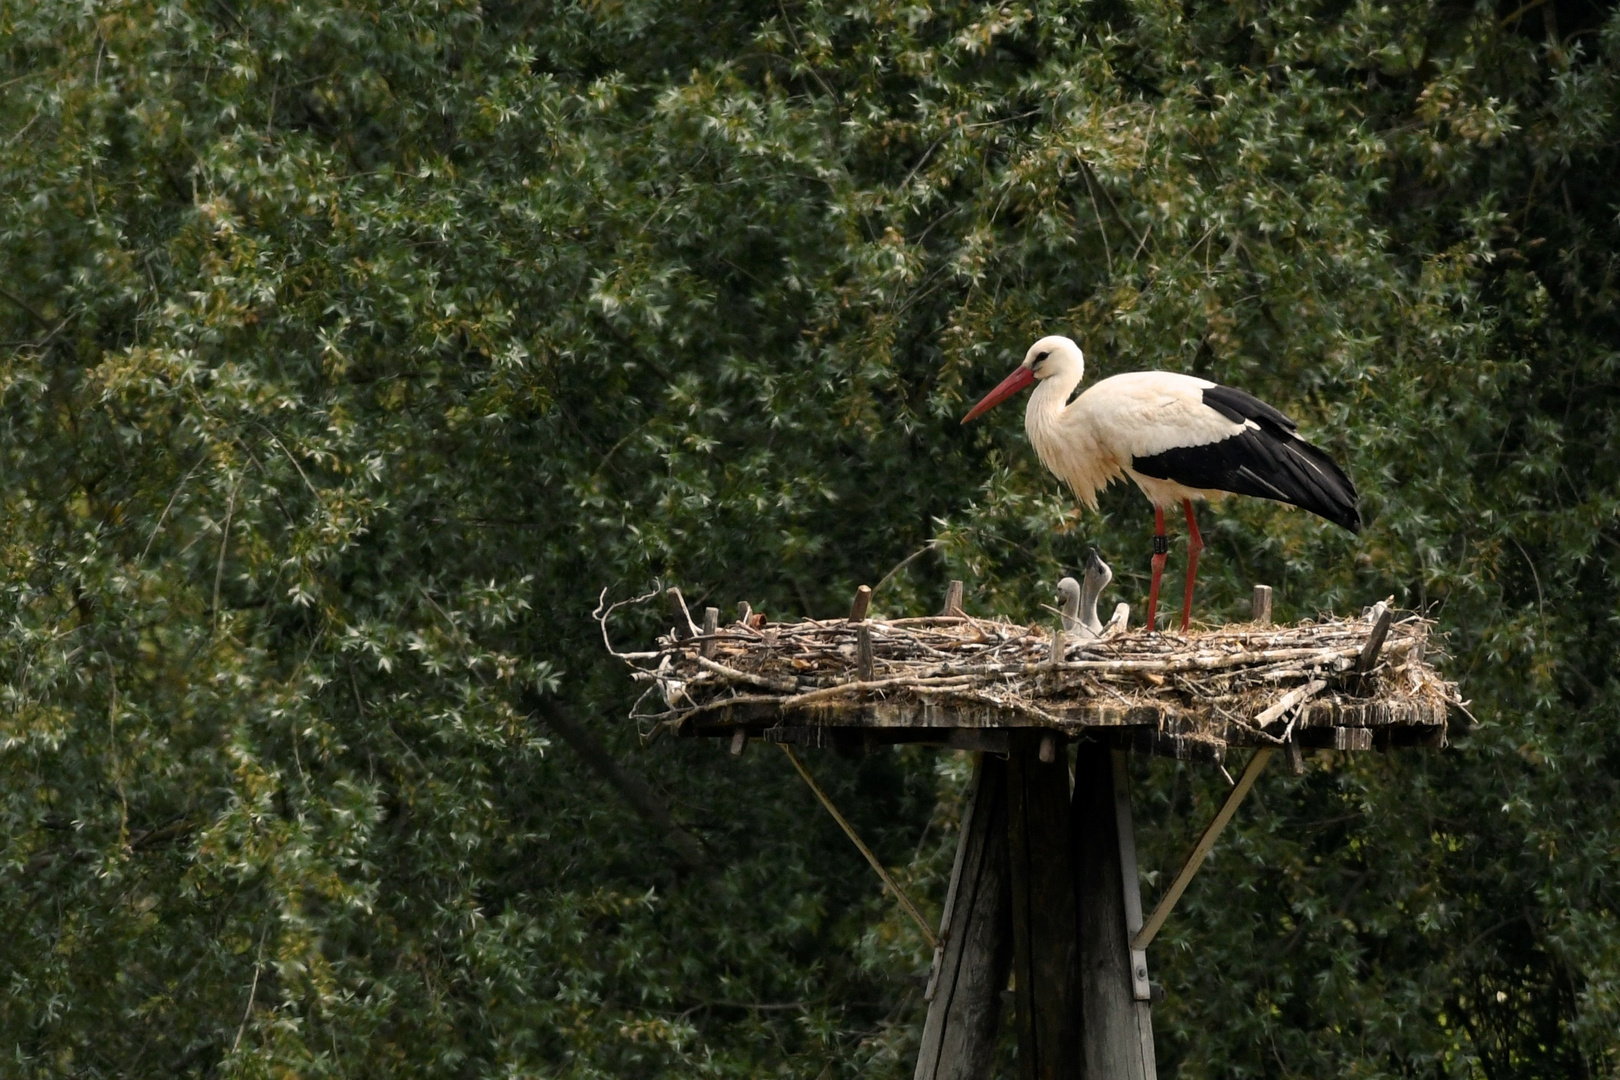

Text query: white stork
(963, 335), (1359, 632)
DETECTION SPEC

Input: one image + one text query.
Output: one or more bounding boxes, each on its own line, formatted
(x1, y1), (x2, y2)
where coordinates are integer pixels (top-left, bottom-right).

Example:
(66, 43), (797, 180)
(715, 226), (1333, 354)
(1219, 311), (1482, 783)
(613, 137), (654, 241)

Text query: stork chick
(1058, 550), (1130, 641)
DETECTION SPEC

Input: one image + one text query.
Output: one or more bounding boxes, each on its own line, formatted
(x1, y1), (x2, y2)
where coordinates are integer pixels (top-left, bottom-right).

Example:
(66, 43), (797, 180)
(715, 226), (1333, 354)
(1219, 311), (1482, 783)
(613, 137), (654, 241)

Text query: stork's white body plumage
(1027, 370), (1247, 512)
(963, 335), (1359, 632)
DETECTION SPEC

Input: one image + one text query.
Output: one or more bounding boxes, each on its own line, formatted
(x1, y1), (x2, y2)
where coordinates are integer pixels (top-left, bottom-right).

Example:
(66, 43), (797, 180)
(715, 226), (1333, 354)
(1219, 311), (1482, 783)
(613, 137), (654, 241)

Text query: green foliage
(1, 0), (1618, 1075)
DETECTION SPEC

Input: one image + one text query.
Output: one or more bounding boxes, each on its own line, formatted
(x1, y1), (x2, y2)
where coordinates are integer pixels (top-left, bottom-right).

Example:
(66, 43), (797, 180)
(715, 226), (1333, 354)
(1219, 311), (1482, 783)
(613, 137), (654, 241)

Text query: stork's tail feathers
(1279, 437), (1360, 533)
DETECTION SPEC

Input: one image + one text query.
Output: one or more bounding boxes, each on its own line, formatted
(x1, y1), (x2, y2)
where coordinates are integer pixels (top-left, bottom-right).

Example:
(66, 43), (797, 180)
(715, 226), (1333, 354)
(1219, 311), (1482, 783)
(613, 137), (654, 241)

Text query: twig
(871, 540), (938, 597)
(594, 585), (665, 659)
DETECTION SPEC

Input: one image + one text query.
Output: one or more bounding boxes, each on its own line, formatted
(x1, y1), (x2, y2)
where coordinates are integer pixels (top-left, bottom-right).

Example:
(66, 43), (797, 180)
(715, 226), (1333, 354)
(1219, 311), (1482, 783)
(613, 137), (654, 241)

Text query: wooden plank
(1127, 728), (1225, 765)
(1132, 747), (1274, 952)
(685, 696), (1442, 736)
(915, 758), (1013, 1080)
(1074, 743), (1157, 1080)
(944, 729), (1011, 754)
(942, 580), (966, 617)
(1007, 732), (1079, 1080)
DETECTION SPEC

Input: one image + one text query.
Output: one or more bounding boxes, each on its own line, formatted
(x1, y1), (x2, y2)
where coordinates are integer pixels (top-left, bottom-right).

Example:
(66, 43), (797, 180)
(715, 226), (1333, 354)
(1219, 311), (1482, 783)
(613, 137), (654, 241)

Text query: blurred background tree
(1, 0), (1617, 1074)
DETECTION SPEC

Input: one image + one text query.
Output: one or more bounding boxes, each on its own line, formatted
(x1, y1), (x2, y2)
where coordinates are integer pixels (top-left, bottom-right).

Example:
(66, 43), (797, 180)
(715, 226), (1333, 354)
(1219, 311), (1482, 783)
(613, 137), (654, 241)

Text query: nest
(601, 588), (1464, 762)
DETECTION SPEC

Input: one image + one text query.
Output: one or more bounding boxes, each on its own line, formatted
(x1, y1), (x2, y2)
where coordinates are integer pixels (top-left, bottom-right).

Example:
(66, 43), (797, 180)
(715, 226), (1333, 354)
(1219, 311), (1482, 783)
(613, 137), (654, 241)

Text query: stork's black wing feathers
(1132, 385), (1361, 533)
(1201, 384), (1297, 433)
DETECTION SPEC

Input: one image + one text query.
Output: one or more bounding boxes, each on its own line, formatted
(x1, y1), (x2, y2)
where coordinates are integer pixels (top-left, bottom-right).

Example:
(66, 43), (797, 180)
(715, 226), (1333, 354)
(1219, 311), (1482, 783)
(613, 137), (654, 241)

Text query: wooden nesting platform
(607, 584), (1466, 1080)
(612, 588), (1462, 764)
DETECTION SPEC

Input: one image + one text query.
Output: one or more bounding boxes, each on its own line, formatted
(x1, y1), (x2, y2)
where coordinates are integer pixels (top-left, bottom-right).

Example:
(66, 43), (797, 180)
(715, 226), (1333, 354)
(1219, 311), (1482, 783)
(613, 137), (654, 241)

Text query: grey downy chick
(1057, 550), (1130, 641)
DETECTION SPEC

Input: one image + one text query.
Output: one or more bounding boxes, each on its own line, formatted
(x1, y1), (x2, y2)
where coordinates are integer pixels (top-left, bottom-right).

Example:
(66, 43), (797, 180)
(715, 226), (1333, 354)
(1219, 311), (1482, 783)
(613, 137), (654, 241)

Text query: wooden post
(857, 625), (876, 682)
(849, 585), (872, 623)
(1007, 731), (1079, 1080)
(915, 757), (1012, 1080)
(701, 607), (719, 659)
(1357, 603), (1394, 693)
(1251, 585), (1272, 625)
(942, 580), (965, 617)
(1072, 742), (1157, 1080)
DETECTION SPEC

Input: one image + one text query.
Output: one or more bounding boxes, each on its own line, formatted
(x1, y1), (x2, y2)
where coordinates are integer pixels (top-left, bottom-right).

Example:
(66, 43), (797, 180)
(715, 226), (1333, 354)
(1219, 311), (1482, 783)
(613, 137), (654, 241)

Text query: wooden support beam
(915, 757), (1012, 1080)
(942, 579), (965, 617)
(1132, 747), (1274, 952)
(1007, 732), (1079, 1080)
(780, 745), (937, 948)
(730, 728), (749, 756)
(1074, 743), (1157, 1080)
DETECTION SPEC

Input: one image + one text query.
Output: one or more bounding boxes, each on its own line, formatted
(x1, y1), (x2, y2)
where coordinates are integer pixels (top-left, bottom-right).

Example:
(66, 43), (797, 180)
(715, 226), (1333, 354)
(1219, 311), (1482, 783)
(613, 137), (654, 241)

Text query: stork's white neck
(1025, 367), (1082, 427)
(1078, 575), (1105, 636)
(1023, 349), (1085, 467)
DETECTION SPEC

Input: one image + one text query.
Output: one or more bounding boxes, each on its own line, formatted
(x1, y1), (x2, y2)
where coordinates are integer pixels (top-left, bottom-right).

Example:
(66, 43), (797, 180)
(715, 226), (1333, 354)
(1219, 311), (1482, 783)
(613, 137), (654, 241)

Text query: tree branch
(529, 693), (707, 870)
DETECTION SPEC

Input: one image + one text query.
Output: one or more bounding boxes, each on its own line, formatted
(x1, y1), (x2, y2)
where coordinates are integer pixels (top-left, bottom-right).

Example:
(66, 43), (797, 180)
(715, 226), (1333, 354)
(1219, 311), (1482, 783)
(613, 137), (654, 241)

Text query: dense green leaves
(2, 0), (1618, 1075)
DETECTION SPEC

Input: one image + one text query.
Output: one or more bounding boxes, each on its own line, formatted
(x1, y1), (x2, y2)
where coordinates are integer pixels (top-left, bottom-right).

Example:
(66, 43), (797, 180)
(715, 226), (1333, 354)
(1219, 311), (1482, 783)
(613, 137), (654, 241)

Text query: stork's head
(1082, 549), (1113, 594)
(1056, 576), (1082, 615)
(961, 335), (1085, 423)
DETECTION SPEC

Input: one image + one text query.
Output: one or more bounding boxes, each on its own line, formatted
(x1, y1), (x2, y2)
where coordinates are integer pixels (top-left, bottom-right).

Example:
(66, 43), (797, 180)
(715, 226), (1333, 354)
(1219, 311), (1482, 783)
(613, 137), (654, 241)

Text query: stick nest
(602, 590), (1463, 753)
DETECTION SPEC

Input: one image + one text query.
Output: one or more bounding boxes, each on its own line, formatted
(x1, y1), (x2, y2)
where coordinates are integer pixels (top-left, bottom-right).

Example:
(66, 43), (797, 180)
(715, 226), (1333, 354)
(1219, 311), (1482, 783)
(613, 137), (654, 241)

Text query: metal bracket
(1112, 751), (1152, 1002)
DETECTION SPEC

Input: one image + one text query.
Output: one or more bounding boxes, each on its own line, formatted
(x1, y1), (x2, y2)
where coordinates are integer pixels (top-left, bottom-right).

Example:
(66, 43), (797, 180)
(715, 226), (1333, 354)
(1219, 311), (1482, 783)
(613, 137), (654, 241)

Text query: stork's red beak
(961, 365), (1035, 423)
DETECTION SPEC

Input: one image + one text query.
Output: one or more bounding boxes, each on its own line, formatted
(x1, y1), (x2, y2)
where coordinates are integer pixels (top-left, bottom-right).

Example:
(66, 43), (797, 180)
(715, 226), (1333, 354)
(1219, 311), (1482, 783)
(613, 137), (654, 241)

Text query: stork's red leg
(1180, 499), (1203, 632)
(1145, 506), (1168, 631)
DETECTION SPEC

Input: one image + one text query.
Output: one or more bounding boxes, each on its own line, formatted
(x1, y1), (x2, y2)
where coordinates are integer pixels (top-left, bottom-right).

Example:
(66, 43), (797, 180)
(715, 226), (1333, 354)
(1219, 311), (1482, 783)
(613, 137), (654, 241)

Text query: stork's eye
(1035, 351), (1051, 363)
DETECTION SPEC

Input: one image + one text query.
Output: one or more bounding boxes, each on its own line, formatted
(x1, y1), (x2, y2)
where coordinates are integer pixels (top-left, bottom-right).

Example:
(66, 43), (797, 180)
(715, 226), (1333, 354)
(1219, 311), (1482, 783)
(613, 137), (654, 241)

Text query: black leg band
(1152, 535), (1169, 556)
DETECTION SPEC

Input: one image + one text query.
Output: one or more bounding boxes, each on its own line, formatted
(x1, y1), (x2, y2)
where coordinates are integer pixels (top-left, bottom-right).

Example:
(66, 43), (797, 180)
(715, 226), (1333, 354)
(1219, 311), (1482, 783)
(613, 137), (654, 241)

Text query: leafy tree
(1, 0), (1617, 1076)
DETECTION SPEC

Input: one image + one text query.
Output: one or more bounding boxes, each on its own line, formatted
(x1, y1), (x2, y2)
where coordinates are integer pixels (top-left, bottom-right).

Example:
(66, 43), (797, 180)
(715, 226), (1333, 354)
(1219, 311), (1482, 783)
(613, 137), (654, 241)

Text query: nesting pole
(1073, 744), (1157, 1079)
(914, 757), (1012, 1080)
(1007, 732), (1080, 1079)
